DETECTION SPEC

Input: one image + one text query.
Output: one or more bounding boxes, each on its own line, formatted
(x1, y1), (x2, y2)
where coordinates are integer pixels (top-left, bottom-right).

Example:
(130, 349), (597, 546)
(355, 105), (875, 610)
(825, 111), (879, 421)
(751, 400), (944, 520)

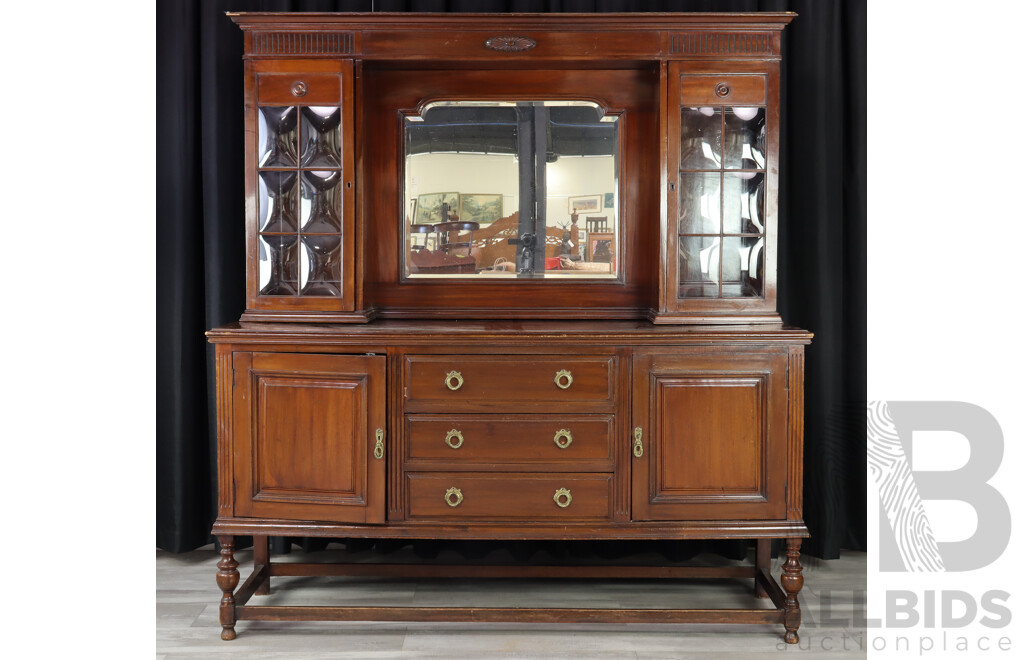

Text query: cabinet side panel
(217, 345), (237, 517)
(787, 345), (805, 520)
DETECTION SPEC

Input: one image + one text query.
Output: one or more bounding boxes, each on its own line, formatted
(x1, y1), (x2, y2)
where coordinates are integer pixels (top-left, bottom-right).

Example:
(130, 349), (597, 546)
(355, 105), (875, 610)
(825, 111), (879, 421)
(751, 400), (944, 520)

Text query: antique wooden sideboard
(209, 11), (811, 643)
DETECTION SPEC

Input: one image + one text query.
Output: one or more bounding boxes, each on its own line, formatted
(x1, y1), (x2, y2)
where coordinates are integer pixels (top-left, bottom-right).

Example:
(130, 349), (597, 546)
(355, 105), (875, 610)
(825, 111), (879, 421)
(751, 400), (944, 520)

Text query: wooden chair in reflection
(407, 204), (480, 274)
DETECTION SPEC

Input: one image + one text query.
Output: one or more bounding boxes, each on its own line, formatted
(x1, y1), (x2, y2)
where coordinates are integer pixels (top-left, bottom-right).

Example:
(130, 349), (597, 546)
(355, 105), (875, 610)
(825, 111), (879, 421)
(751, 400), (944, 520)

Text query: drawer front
(257, 72), (341, 105)
(404, 355), (616, 412)
(405, 473), (613, 521)
(679, 74), (766, 106)
(405, 415), (614, 470)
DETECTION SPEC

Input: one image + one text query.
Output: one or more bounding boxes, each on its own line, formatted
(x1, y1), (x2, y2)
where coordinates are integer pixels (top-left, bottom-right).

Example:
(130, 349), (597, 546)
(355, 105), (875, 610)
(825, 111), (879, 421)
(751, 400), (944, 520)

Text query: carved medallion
(484, 36), (537, 52)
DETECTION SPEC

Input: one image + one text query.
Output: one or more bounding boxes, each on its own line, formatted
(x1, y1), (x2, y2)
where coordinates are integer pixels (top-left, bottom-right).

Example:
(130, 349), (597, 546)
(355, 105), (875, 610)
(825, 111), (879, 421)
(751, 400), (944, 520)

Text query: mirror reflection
(403, 101), (619, 279)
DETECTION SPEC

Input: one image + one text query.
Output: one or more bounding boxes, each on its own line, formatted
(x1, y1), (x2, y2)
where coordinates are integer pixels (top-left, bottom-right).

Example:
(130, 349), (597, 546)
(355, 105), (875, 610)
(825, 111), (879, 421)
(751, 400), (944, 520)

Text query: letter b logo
(869, 401), (1010, 572)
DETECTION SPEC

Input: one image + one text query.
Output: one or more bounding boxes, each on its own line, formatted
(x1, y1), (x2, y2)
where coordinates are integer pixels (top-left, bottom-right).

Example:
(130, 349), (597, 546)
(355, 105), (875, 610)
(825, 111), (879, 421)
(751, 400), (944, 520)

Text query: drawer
(404, 355), (616, 412)
(405, 473), (613, 521)
(405, 414), (614, 470)
(679, 74), (766, 106)
(257, 72), (341, 105)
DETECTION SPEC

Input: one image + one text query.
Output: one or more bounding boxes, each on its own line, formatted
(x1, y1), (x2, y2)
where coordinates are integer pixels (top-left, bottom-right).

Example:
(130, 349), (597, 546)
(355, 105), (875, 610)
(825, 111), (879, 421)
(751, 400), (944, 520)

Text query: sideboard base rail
(215, 534), (804, 644)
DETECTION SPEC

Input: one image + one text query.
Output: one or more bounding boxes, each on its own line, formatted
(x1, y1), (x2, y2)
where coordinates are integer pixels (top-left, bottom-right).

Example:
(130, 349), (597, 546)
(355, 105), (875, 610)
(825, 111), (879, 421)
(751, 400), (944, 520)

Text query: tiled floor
(156, 544), (866, 658)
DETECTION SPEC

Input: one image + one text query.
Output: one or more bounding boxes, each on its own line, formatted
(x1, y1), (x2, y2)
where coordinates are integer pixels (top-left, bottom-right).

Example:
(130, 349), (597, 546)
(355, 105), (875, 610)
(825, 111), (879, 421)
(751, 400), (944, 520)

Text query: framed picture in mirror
(459, 194), (503, 225)
(569, 194), (602, 214)
(415, 192), (460, 224)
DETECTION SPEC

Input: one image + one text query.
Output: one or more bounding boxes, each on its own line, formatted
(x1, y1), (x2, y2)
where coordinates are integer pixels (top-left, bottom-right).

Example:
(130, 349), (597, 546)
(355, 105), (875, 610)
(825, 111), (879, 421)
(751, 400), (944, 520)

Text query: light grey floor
(157, 543), (866, 659)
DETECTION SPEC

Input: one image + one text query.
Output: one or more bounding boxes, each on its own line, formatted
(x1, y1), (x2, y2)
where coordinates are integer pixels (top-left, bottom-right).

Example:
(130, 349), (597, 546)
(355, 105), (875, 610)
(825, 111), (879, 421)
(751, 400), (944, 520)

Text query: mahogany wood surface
(631, 351), (788, 521)
(212, 516), (809, 540)
(678, 73), (766, 105)
(405, 472), (614, 522)
(235, 605), (784, 625)
(232, 353), (386, 524)
(212, 11), (809, 644)
(404, 354), (616, 413)
(404, 414), (615, 470)
(268, 563), (755, 580)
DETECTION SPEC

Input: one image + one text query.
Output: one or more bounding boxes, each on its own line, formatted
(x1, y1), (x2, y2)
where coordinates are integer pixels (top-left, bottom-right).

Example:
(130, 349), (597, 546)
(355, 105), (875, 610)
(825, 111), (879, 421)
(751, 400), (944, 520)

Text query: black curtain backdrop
(157, 0), (866, 560)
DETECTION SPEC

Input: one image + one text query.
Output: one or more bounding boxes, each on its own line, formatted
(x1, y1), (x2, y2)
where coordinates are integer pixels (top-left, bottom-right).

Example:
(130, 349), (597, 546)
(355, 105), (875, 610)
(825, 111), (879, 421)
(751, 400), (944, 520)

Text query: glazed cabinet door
(657, 60), (780, 322)
(248, 59), (357, 313)
(233, 353), (386, 524)
(631, 350), (787, 520)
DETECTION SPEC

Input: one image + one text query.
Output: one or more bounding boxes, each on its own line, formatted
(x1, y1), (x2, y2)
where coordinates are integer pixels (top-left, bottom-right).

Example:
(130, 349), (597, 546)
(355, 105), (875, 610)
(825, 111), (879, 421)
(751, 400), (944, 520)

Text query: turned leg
(216, 535), (240, 641)
(754, 539), (771, 598)
(254, 535), (270, 596)
(781, 537), (804, 644)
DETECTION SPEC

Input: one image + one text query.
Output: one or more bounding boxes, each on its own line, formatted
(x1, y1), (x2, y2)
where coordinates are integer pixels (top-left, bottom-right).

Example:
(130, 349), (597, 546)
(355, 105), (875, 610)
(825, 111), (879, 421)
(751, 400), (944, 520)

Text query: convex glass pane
(300, 235), (342, 296)
(679, 107), (722, 170)
(300, 106), (342, 168)
(678, 172), (721, 234)
(724, 107), (766, 170)
(258, 171), (299, 232)
(258, 106), (298, 168)
(721, 235), (764, 298)
(300, 170), (342, 232)
(258, 234), (299, 296)
(722, 172), (765, 234)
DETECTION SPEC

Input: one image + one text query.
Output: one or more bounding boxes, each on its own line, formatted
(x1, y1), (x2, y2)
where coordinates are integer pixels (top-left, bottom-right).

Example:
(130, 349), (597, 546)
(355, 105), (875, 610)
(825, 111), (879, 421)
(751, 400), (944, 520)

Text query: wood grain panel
(404, 414), (613, 470)
(405, 472), (613, 522)
(404, 354), (616, 412)
(256, 376), (360, 495)
(362, 30), (659, 60)
(787, 345), (805, 520)
(233, 353), (386, 524)
(257, 72), (341, 105)
(631, 350), (787, 521)
(678, 74), (766, 105)
(655, 377), (763, 494)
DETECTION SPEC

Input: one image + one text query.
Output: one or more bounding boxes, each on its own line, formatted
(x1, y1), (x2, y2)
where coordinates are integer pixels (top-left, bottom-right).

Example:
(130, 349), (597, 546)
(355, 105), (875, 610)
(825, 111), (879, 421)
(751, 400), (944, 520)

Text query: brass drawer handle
(445, 370), (464, 391)
(445, 486), (463, 507)
(373, 428), (385, 460)
(553, 428), (573, 449)
(554, 369), (573, 390)
(445, 429), (464, 450)
(632, 426), (644, 458)
(553, 488), (572, 508)
(291, 80), (308, 97)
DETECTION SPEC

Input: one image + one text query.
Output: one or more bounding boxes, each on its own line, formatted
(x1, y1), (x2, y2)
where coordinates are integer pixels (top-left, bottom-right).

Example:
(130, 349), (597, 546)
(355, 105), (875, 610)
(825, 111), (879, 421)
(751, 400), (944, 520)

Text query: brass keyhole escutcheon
(714, 82), (731, 98)
(445, 429), (464, 450)
(632, 426), (644, 458)
(553, 428), (573, 449)
(553, 488), (572, 508)
(373, 428), (385, 460)
(554, 369), (573, 390)
(445, 487), (464, 507)
(445, 370), (464, 391)
(291, 81), (308, 97)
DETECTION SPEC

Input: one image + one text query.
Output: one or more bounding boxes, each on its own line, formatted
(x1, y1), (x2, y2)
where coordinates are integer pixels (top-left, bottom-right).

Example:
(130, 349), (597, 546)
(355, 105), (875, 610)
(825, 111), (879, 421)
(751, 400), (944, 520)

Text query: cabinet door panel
(233, 353), (386, 523)
(632, 351), (786, 520)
